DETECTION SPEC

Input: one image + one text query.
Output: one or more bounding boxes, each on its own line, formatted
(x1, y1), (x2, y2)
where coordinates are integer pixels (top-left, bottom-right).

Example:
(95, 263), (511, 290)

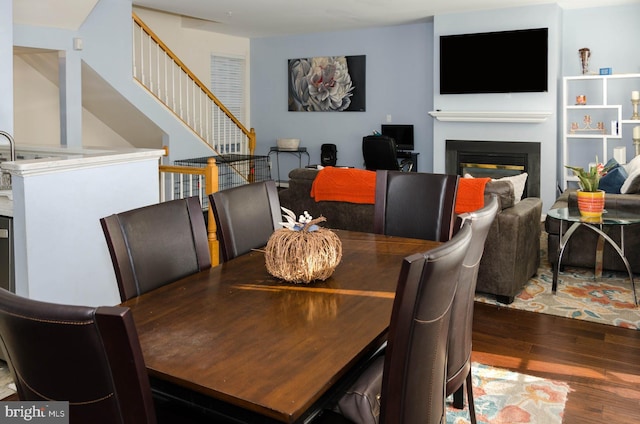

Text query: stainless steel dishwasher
(0, 216), (14, 293)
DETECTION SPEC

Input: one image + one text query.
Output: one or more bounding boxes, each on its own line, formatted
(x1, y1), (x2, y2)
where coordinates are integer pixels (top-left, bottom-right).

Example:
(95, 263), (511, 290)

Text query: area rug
(0, 361), (15, 400)
(475, 231), (640, 329)
(446, 362), (572, 424)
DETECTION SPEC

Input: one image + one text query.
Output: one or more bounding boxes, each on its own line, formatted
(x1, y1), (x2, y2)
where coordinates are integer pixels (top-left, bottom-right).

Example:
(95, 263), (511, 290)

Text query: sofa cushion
(621, 168), (640, 194)
(483, 180), (515, 210)
(491, 173), (528, 203)
(623, 154), (640, 176)
(621, 155), (640, 194)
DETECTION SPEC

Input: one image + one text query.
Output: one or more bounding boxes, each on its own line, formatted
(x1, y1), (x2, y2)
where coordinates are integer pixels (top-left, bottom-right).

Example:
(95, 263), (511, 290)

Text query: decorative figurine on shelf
(570, 115), (605, 134)
(579, 48), (591, 75)
(631, 91), (640, 120)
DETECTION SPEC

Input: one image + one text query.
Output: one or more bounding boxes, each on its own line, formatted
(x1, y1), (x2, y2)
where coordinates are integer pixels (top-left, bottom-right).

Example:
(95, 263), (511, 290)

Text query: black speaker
(321, 144), (337, 166)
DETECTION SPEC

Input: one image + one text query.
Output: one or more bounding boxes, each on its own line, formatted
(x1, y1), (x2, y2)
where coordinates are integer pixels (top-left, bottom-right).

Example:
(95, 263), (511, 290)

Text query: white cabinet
(561, 73), (640, 190)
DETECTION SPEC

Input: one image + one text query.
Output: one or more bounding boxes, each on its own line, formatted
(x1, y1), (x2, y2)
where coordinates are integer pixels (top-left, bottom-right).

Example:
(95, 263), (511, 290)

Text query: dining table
(121, 229), (439, 423)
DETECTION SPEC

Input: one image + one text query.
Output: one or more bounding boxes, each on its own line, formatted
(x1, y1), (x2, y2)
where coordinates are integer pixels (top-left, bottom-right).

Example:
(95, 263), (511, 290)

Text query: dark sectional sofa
(278, 168), (543, 303)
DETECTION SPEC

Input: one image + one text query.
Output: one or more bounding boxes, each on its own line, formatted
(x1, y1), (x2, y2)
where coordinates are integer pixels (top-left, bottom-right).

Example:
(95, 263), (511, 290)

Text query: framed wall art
(288, 55), (366, 112)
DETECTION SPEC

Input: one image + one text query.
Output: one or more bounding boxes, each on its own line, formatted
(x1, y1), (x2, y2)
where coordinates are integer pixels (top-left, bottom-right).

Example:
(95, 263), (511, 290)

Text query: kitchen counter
(0, 146), (164, 218)
(0, 146), (163, 176)
(1, 146), (166, 306)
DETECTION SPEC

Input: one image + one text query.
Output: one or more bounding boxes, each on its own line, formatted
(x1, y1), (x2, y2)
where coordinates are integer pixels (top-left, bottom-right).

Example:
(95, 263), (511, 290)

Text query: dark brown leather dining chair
(447, 194), (499, 424)
(209, 180), (282, 263)
(100, 196), (211, 302)
(0, 288), (157, 424)
(324, 221), (472, 424)
(374, 170), (460, 242)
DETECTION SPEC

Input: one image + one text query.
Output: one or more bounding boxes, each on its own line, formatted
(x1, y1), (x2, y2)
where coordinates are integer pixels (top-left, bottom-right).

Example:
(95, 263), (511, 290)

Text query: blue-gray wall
(251, 23), (433, 173)
(562, 4), (640, 76)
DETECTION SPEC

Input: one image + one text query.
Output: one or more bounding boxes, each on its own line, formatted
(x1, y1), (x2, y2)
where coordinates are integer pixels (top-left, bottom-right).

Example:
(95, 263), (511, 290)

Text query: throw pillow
(599, 158), (628, 194)
(484, 180), (515, 209)
(623, 154), (640, 177)
(621, 168), (640, 194)
(492, 173), (528, 203)
(455, 177), (491, 214)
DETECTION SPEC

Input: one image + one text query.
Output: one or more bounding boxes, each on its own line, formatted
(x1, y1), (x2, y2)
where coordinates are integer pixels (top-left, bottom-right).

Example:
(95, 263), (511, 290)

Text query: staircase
(12, 6), (255, 170)
(132, 13), (255, 157)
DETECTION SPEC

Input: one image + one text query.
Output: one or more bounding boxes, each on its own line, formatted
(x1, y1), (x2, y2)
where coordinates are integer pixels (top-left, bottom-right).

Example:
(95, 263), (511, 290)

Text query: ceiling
(132, 0), (638, 38)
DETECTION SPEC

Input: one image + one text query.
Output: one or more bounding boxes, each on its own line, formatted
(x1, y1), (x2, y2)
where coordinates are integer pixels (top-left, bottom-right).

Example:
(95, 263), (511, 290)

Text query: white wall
(13, 53), (133, 148)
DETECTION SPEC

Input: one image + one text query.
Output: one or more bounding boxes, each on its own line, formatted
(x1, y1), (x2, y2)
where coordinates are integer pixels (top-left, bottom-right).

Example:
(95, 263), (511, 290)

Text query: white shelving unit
(562, 73), (640, 190)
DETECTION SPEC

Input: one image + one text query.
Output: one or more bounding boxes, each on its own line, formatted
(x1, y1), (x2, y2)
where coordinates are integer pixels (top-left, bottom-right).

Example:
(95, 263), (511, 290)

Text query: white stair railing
(132, 13), (256, 156)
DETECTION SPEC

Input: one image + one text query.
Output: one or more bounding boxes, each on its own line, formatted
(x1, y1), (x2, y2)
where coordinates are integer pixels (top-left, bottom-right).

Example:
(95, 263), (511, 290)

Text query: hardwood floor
(3, 303), (639, 423)
(472, 302), (640, 424)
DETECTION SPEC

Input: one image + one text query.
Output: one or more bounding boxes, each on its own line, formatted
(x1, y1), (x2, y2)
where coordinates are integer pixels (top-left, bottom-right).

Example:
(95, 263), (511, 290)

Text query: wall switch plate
(386, 114), (392, 123)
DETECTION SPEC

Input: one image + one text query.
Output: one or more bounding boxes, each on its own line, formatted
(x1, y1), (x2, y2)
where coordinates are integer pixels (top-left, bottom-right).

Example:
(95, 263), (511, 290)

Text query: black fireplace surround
(445, 140), (541, 199)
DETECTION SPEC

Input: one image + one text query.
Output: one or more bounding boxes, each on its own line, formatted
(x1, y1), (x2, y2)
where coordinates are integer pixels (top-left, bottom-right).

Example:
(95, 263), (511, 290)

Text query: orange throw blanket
(455, 177), (491, 214)
(310, 167), (376, 204)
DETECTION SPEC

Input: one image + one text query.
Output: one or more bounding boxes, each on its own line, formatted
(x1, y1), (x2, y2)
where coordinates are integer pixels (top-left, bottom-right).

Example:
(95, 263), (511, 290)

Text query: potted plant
(565, 158), (614, 218)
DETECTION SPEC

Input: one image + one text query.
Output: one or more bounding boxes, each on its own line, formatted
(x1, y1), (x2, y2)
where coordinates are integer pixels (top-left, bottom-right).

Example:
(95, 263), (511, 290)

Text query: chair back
(362, 135), (401, 171)
(209, 180), (282, 262)
(0, 288), (156, 424)
(101, 196), (211, 302)
(381, 221), (472, 424)
(446, 195), (499, 395)
(374, 170), (459, 242)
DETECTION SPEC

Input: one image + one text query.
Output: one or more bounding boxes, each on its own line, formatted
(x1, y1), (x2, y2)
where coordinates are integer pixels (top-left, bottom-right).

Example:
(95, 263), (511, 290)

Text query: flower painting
(288, 55), (366, 112)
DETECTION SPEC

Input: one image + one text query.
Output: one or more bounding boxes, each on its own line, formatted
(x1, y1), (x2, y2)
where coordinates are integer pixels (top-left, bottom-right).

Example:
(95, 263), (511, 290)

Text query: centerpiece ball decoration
(265, 207), (342, 284)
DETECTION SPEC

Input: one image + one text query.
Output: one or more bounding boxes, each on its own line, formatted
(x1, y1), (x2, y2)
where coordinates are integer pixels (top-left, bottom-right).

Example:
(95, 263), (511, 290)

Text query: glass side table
(547, 207), (640, 306)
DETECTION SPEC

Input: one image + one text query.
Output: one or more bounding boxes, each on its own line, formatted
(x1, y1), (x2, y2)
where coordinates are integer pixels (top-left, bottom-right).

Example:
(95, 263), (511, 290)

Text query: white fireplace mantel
(428, 110), (553, 123)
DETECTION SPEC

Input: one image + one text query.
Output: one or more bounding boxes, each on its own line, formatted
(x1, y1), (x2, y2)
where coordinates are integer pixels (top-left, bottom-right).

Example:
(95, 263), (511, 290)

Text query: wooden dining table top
(122, 230), (439, 423)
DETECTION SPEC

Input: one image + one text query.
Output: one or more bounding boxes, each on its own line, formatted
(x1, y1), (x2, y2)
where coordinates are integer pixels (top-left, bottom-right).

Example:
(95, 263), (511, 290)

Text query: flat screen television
(440, 28), (548, 94)
(381, 124), (414, 151)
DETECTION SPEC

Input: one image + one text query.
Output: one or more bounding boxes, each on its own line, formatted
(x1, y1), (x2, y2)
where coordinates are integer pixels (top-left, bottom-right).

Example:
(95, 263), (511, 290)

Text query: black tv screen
(381, 124), (414, 151)
(440, 28), (548, 94)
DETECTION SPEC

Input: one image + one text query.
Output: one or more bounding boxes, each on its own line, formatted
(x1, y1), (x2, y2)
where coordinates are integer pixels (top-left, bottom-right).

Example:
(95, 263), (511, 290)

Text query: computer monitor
(380, 124), (414, 151)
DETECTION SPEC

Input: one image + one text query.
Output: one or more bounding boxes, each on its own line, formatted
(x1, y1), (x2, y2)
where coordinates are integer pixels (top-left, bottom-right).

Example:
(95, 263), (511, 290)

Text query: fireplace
(445, 140), (541, 198)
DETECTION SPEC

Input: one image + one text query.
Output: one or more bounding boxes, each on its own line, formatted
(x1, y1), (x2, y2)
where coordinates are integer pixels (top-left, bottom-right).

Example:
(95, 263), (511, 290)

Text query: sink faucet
(0, 131), (15, 162)
(0, 131), (15, 189)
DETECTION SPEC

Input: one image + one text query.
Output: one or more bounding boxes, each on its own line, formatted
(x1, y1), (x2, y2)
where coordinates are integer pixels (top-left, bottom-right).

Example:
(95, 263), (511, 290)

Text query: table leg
(554, 221), (581, 294)
(573, 224), (638, 306)
(594, 234), (604, 279)
(552, 263), (559, 293)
